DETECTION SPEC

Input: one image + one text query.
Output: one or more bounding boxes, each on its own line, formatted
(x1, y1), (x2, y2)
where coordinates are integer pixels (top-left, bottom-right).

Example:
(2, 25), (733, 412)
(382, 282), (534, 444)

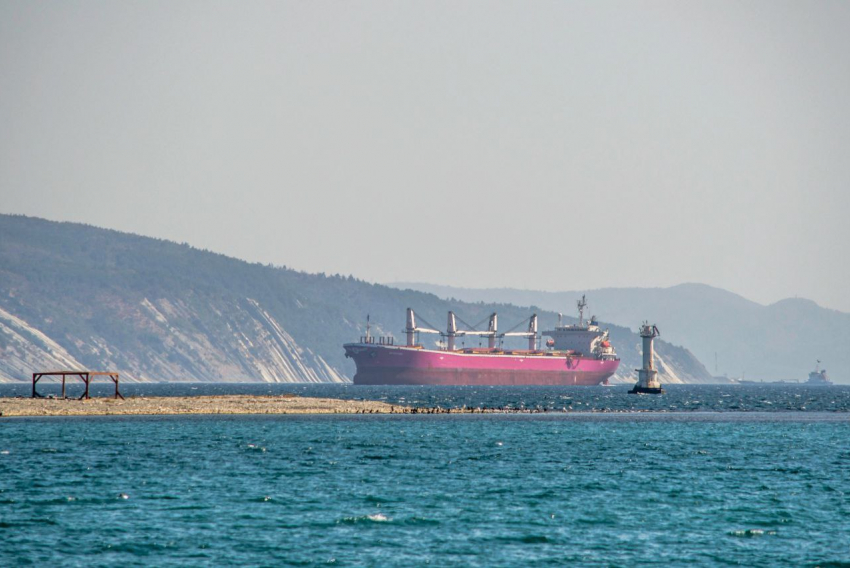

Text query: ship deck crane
(500, 314), (538, 351)
(455, 313), (498, 349)
(439, 312), (500, 350)
(411, 311), (540, 352)
(405, 308), (441, 346)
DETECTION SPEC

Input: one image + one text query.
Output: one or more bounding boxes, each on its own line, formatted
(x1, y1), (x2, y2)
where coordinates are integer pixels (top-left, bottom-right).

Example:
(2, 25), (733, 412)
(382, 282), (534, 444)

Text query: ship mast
(488, 313), (497, 349)
(577, 295), (587, 327)
(405, 308), (440, 347)
(406, 309), (415, 346)
(460, 312), (498, 349)
(446, 311), (458, 351)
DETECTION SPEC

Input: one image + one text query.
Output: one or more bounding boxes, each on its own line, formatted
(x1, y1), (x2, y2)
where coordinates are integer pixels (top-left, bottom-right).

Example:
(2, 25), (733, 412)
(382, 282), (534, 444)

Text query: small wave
(339, 513), (392, 524)
(728, 529), (776, 538)
(364, 495), (393, 504)
(26, 517), (59, 526)
(247, 495), (273, 503)
(519, 535), (551, 544)
(494, 534), (553, 544)
(30, 496), (79, 506)
(402, 516), (440, 526)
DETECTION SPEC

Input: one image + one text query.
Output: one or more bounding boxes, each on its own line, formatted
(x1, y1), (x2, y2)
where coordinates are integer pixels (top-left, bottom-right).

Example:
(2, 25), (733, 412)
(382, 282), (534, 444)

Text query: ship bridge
(542, 323), (605, 354)
(541, 296), (616, 359)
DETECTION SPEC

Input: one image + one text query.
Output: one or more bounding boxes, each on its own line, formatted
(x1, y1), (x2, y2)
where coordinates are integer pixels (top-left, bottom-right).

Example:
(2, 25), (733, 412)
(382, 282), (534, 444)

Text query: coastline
(2, 394), (848, 420)
(0, 394), (407, 418)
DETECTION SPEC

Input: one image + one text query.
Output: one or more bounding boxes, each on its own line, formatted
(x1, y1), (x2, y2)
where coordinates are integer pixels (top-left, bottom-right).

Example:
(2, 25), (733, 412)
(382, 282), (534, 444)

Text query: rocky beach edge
(0, 394), (410, 417)
(0, 395), (612, 417)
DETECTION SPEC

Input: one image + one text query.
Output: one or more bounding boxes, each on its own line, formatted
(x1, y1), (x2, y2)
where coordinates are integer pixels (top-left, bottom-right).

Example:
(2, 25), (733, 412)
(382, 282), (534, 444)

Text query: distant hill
(0, 214), (716, 384)
(391, 282), (850, 383)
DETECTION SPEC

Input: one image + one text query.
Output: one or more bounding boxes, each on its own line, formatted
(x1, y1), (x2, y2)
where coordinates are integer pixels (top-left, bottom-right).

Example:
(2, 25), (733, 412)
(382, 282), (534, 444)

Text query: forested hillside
(0, 215), (715, 383)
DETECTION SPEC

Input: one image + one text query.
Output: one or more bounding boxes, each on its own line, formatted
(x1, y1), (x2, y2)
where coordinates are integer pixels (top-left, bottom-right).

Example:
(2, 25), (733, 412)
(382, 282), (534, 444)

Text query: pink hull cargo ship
(344, 296), (620, 386)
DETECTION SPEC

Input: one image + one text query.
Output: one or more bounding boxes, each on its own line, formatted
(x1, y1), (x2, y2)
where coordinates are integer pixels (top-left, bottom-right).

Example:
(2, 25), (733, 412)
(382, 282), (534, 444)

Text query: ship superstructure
(542, 296), (618, 361)
(343, 296), (620, 385)
(807, 360), (833, 385)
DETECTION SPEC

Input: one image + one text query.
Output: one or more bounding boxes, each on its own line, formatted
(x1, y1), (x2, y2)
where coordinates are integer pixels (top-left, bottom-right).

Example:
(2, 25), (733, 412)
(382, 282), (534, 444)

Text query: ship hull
(344, 343), (619, 386)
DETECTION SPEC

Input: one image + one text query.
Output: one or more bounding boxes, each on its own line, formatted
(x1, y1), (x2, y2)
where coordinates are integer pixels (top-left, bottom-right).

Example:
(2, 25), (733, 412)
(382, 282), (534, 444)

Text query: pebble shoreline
(0, 395), (607, 417)
(0, 397), (830, 418)
(0, 395), (407, 417)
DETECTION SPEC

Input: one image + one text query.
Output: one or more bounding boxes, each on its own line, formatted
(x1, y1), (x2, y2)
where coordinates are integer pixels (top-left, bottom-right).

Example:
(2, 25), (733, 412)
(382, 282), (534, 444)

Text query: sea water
(1, 385), (848, 566)
(7, 382), (850, 412)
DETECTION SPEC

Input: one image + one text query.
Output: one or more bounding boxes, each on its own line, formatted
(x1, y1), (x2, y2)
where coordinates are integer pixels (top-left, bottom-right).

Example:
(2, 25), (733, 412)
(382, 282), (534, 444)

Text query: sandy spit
(0, 395), (409, 417)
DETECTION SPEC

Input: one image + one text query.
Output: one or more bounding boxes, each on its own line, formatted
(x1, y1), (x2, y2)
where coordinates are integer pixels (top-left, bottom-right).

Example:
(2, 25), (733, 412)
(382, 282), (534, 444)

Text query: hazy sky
(2, 1), (849, 311)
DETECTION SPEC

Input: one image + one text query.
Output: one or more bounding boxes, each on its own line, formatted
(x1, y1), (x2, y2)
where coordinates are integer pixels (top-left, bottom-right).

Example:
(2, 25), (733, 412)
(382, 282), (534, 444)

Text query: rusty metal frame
(32, 371), (123, 400)
(88, 372), (123, 400)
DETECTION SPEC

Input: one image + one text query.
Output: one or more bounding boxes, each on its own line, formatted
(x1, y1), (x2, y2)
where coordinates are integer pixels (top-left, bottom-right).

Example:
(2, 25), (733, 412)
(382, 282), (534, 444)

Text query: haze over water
(2, 385), (849, 566)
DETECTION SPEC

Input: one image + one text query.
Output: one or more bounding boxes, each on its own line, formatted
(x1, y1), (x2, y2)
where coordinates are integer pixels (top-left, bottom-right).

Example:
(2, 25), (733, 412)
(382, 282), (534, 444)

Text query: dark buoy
(629, 322), (665, 394)
(629, 385), (665, 395)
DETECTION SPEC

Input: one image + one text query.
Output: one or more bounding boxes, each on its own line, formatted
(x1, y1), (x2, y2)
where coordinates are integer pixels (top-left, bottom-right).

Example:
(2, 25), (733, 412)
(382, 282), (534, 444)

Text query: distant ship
(344, 296), (620, 385)
(807, 361), (832, 385)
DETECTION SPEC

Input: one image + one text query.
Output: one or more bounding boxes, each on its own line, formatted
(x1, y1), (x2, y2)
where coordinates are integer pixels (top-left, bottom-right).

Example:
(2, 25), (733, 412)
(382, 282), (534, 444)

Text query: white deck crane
(501, 314), (538, 351)
(405, 308), (440, 347)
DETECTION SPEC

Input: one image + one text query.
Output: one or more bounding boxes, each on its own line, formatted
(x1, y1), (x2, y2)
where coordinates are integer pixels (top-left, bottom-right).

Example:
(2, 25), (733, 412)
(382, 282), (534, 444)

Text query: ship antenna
(577, 295), (587, 326)
(365, 314), (371, 342)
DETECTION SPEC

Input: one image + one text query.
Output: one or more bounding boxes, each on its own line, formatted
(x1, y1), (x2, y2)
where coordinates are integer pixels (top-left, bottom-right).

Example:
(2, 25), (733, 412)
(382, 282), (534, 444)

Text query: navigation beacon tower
(629, 322), (664, 394)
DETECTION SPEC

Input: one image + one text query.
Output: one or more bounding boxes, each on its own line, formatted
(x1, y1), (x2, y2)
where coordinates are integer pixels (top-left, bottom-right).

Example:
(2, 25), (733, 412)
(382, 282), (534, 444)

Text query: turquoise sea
(2, 385), (849, 566)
